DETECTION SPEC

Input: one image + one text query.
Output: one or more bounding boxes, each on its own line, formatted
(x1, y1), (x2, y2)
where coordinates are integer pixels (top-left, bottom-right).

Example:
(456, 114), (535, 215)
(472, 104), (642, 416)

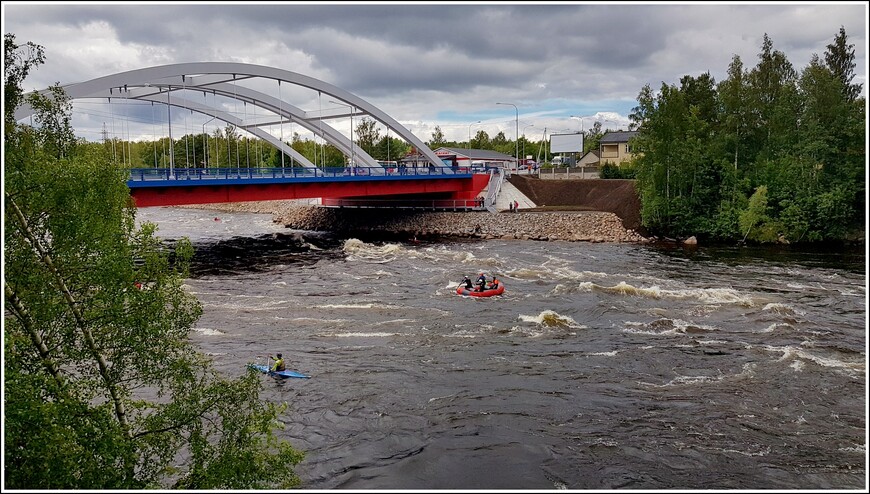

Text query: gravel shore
(179, 200), (649, 243)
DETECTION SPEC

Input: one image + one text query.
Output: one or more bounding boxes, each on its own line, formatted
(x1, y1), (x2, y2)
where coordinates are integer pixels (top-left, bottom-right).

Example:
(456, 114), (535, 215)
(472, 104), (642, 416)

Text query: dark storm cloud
(8, 4), (664, 74)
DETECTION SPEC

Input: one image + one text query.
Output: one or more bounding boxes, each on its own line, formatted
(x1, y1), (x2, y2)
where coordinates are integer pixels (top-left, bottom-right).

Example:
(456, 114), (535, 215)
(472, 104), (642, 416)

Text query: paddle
(248, 355), (273, 373)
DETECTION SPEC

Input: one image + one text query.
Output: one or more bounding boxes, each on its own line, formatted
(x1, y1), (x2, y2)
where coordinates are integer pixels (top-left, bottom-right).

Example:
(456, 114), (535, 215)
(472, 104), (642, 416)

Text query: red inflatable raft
(456, 284), (505, 297)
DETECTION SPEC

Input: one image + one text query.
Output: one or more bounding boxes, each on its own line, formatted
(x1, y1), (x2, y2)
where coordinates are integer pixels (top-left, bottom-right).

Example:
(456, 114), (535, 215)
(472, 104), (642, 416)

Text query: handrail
(483, 168), (503, 213)
(126, 165), (470, 182)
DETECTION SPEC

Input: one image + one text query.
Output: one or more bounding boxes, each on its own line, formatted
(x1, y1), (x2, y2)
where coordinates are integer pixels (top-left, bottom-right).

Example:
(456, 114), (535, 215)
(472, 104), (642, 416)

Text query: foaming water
(762, 302), (806, 316)
(343, 238), (405, 263)
(135, 207), (866, 490)
(762, 345), (866, 378)
(518, 309), (585, 329)
(575, 280), (756, 306)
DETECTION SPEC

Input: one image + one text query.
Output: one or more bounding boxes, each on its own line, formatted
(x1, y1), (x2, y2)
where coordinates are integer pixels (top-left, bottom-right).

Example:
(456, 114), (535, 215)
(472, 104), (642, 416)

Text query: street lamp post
(570, 115), (584, 134)
(521, 124), (535, 165)
(330, 100), (355, 169)
(570, 115), (585, 176)
(496, 102), (518, 169)
(467, 120), (481, 151)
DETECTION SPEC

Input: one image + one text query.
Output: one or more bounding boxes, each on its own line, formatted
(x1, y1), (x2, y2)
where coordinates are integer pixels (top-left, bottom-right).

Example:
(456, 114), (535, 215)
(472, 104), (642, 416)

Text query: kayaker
(269, 353), (286, 372)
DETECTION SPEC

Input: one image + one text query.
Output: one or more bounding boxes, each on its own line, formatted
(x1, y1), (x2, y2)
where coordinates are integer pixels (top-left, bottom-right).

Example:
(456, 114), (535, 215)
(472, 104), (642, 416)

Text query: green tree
(679, 72), (719, 124)
(291, 133), (317, 166)
(355, 117), (380, 157)
(374, 134), (409, 162)
(739, 185), (779, 243)
(492, 130), (517, 157)
(599, 162), (630, 179)
(631, 82), (694, 233)
(717, 55), (752, 176)
(629, 28), (863, 243)
(747, 33), (798, 165)
(583, 121), (603, 153)
(822, 28), (866, 227)
(825, 25), (861, 101)
(4, 35), (304, 489)
(428, 125), (446, 148)
(311, 142), (347, 168)
(471, 129), (490, 149)
(222, 124), (241, 167)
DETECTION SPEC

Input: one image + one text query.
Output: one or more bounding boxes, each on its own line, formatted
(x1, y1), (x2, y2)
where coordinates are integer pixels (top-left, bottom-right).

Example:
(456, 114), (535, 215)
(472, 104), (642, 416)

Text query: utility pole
(536, 127), (547, 166)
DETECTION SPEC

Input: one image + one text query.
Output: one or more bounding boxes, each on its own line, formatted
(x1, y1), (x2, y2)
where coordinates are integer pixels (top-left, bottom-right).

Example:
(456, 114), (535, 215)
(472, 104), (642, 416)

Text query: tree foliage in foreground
(4, 33), (304, 489)
(629, 27), (865, 243)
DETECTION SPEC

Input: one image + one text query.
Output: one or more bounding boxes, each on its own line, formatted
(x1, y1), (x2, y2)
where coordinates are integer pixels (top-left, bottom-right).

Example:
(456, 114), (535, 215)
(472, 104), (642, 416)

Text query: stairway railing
(483, 168), (504, 213)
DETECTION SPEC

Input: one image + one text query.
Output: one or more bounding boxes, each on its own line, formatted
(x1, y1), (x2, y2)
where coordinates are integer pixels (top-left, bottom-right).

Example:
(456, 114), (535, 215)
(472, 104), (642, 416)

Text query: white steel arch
(14, 62), (445, 170)
(190, 83), (365, 164)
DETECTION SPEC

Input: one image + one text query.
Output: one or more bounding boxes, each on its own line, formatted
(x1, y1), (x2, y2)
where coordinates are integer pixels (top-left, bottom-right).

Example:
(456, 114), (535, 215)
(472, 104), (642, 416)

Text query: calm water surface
(137, 207), (867, 490)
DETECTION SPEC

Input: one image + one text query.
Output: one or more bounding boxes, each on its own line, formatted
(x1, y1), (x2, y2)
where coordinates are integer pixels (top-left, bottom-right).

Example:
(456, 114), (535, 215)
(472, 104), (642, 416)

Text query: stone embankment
(186, 200), (648, 243)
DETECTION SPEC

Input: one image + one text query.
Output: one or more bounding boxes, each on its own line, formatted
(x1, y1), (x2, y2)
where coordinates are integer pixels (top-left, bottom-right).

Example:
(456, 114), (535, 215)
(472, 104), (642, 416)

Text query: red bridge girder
(130, 175), (489, 208)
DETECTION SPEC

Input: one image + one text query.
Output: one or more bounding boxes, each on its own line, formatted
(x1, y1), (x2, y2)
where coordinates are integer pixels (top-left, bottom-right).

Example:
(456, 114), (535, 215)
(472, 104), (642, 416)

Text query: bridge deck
(127, 166), (485, 208)
(127, 166), (472, 188)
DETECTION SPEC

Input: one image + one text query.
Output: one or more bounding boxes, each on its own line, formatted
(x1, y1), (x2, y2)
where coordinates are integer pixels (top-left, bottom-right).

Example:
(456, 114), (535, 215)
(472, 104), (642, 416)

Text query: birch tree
(4, 34), (304, 489)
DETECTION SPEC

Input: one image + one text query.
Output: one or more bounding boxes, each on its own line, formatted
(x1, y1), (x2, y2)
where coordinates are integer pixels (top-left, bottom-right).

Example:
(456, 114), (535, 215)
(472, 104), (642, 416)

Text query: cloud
(4, 2), (865, 143)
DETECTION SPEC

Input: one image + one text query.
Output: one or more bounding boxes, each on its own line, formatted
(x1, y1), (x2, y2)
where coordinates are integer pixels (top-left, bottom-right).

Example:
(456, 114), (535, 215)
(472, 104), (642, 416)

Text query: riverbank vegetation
(626, 28), (865, 244)
(4, 34), (304, 489)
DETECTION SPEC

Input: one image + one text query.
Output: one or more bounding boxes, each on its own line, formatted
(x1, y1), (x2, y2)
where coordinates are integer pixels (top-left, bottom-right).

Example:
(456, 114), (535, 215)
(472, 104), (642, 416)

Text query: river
(136, 206), (867, 490)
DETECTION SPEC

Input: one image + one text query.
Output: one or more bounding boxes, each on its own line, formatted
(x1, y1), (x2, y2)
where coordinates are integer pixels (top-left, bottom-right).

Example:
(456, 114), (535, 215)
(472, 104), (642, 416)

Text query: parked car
(518, 159), (538, 170)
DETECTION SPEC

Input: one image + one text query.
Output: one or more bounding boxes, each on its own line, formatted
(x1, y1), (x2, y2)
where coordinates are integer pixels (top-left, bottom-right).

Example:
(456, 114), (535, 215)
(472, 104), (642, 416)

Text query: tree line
(626, 28), (865, 244)
(97, 119), (590, 169)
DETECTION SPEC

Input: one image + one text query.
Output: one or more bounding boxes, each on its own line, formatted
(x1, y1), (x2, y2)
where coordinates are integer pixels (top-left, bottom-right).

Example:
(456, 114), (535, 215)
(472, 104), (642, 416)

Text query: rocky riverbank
(179, 200), (649, 243)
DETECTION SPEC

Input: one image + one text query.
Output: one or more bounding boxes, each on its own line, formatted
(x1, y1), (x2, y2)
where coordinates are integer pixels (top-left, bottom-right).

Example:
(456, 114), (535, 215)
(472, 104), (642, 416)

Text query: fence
(539, 167), (600, 180)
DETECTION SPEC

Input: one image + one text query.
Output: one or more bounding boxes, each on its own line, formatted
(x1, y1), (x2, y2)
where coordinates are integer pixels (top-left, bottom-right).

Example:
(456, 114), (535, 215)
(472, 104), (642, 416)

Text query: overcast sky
(3, 1), (867, 148)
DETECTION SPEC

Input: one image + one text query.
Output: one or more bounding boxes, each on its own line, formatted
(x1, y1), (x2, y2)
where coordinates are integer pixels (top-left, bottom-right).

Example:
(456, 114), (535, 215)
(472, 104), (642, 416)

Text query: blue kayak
(248, 363), (310, 379)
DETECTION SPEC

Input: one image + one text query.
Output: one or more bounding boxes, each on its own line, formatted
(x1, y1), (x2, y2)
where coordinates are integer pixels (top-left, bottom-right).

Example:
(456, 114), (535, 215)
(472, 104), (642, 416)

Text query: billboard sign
(550, 133), (584, 153)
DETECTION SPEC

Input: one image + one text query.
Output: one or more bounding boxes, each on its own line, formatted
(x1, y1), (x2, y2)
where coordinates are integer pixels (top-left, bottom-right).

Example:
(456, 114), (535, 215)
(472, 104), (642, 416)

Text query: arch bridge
(15, 63), (491, 208)
(15, 62), (446, 170)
